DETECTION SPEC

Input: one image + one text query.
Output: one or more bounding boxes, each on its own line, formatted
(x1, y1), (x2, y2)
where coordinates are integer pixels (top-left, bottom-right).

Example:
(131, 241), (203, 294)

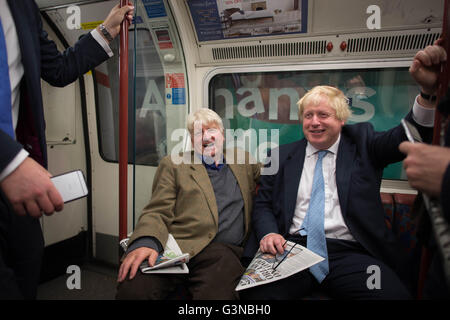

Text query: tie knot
(317, 150), (328, 161)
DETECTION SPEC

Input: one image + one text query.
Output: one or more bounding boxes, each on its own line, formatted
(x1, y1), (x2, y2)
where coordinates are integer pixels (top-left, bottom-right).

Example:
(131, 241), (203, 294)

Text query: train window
(94, 28), (166, 166)
(209, 65), (417, 180)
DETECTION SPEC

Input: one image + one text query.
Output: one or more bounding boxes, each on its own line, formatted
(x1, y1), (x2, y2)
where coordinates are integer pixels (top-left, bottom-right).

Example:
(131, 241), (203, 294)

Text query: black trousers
(116, 241), (244, 300)
(241, 235), (412, 300)
(423, 241), (450, 299)
(0, 189), (44, 300)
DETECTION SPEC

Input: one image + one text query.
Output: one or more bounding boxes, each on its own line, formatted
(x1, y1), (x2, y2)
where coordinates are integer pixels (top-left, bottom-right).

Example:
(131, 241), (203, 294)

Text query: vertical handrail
(432, 0), (450, 146)
(119, 0), (130, 241)
(132, 5), (138, 231)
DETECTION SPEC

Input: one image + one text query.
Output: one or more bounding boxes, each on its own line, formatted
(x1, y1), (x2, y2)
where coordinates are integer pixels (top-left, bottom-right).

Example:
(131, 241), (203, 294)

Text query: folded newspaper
(236, 241), (324, 291)
(120, 234), (190, 274)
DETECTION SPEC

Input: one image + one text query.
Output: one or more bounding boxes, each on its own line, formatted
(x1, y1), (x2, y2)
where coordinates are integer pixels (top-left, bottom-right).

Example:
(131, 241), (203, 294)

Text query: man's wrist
(420, 91), (437, 102)
(261, 232), (277, 241)
(98, 23), (113, 43)
(412, 95), (436, 127)
(126, 236), (163, 255)
(0, 149), (29, 182)
(91, 28), (113, 57)
(417, 93), (437, 110)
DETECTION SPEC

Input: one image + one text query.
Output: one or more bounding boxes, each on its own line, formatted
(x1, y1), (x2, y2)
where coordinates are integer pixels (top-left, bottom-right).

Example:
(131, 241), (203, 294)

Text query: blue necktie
(0, 17), (14, 138)
(301, 150), (329, 283)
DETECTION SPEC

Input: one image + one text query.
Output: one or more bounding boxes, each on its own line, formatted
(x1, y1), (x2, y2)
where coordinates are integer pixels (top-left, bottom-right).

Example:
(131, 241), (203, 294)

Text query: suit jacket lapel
(7, 1), (47, 166)
(284, 140), (307, 227)
(336, 132), (356, 218)
(7, 1), (32, 73)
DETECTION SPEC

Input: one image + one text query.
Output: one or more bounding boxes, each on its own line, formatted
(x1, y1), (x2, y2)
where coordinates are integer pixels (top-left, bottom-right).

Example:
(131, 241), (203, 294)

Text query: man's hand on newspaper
(117, 247), (159, 282)
(260, 233), (287, 255)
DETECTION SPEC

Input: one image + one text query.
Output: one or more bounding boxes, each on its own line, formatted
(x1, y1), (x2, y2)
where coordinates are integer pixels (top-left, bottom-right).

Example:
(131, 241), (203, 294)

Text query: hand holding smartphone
(401, 119), (423, 143)
(51, 170), (88, 203)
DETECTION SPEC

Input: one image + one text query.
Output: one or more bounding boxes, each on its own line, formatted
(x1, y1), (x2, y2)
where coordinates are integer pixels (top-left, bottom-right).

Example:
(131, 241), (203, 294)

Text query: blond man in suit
(116, 108), (260, 299)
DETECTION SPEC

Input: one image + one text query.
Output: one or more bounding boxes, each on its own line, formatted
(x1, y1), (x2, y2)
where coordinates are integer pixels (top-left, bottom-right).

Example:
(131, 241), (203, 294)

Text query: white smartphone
(401, 119), (423, 143)
(51, 170), (88, 203)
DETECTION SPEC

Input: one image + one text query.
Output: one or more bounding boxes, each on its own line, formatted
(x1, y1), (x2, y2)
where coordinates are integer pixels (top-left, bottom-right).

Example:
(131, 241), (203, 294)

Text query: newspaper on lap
(236, 241), (324, 291)
(120, 234), (190, 274)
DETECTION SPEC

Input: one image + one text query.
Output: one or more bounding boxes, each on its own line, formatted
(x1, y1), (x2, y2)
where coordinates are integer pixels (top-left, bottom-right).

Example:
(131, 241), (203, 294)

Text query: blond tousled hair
(297, 85), (352, 122)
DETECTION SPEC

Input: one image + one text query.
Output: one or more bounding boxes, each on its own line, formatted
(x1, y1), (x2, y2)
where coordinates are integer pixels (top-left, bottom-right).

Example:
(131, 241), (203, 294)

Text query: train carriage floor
(37, 262), (118, 300)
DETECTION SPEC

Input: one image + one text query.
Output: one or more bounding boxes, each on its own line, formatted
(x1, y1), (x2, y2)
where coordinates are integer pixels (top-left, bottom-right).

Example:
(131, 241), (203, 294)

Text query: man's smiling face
(301, 96), (345, 150)
(191, 121), (224, 160)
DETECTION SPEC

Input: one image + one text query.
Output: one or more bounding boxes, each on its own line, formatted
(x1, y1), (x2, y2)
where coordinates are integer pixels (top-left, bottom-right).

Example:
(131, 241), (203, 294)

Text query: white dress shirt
(289, 135), (357, 240)
(0, 0), (112, 181)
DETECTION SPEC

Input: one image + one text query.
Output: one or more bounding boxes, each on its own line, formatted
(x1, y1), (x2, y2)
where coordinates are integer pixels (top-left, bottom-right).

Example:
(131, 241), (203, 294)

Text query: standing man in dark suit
(242, 44), (446, 300)
(399, 43), (449, 299)
(0, 1), (134, 299)
(400, 120), (450, 299)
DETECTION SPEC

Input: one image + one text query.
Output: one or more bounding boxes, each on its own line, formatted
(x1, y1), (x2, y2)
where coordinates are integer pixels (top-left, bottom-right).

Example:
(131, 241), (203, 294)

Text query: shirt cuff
(0, 149), (29, 182)
(90, 28), (113, 58)
(126, 236), (163, 255)
(412, 95), (435, 127)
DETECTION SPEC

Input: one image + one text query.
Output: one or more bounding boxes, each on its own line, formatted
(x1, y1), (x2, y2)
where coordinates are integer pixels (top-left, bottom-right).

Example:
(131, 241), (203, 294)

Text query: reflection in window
(210, 68), (417, 180)
(94, 28), (166, 166)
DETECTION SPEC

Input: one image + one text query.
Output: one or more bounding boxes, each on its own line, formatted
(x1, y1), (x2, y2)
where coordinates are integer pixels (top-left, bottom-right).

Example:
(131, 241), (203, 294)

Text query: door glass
(93, 0), (188, 230)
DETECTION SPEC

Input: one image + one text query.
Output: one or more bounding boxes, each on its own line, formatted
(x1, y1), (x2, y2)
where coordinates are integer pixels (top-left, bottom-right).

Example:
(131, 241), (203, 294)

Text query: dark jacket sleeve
(1, 1), (111, 171)
(126, 236), (164, 255)
(36, 7), (110, 87)
(0, 130), (23, 173)
(366, 110), (434, 169)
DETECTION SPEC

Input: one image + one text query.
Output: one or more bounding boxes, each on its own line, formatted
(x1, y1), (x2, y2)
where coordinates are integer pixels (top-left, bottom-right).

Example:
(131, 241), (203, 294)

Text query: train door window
(94, 28), (165, 166)
(92, 0), (188, 232)
(94, 2), (188, 167)
(209, 65), (417, 181)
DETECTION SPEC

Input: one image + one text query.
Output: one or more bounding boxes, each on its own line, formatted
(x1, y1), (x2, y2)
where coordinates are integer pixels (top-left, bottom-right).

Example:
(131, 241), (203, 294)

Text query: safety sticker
(142, 0), (167, 18)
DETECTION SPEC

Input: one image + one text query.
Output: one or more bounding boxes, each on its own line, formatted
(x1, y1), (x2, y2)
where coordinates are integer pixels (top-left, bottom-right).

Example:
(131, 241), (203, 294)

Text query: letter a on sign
(366, 5), (381, 30)
(66, 5), (81, 30)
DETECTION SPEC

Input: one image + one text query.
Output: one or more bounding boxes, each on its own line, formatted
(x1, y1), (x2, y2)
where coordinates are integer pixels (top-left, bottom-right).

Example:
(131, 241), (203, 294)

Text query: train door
(38, 0), (188, 268)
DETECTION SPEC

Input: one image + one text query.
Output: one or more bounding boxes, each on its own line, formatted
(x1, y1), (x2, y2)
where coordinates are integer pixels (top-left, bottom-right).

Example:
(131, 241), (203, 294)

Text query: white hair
(186, 108), (224, 134)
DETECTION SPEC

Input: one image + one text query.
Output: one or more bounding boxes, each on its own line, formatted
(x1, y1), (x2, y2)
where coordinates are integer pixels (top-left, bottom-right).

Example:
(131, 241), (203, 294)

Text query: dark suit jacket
(440, 92), (450, 222)
(0, 0), (109, 171)
(245, 112), (433, 272)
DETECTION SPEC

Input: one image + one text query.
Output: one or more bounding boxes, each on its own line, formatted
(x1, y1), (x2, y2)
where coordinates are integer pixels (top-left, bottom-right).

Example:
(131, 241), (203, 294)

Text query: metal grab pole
(119, 0), (130, 241)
